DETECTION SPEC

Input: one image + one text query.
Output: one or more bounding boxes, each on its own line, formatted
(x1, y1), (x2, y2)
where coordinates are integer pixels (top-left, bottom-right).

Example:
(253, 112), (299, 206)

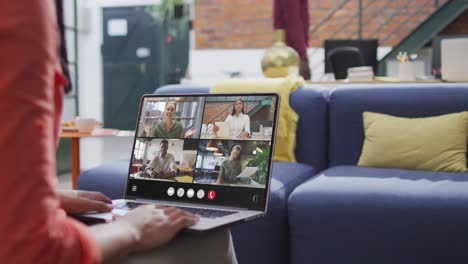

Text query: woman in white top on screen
(214, 99), (251, 139)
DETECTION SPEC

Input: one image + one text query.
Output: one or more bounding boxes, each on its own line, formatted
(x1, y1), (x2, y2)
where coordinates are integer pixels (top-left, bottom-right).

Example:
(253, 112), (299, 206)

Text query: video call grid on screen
(128, 94), (278, 191)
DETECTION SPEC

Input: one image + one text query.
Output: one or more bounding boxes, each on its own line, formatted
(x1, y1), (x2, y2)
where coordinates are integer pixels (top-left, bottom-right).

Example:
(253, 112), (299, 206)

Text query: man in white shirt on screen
(145, 139), (178, 180)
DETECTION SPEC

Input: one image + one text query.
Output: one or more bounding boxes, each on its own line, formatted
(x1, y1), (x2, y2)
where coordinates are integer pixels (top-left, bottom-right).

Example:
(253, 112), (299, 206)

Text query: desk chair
(327, 47), (365, 80)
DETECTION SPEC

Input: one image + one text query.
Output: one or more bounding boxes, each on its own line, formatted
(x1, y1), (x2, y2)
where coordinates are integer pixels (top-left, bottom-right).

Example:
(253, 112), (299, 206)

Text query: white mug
(75, 117), (98, 133)
(397, 62), (416, 81)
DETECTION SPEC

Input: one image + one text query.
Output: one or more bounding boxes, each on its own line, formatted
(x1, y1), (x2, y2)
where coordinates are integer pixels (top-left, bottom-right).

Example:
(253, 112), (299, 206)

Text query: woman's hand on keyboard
(116, 205), (199, 252)
(57, 190), (113, 214)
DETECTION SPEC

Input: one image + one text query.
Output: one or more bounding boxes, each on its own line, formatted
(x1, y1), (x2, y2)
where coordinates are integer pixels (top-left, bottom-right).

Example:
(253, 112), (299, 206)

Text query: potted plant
(144, 0), (186, 22)
(161, 0), (186, 19)
(246, 148), (271, 185)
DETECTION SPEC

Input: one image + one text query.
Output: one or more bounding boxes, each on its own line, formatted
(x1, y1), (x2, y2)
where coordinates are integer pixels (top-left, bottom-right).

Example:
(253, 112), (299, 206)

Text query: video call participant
(214, 99), (251, 139)
(144, 101), (184, 138)
(217, 145), (242, 184)
(144, 140), (177, 180)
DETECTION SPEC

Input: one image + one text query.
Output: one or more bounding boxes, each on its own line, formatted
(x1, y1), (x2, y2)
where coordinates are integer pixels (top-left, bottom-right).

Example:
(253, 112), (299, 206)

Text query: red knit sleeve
(0, 0), (100, 263)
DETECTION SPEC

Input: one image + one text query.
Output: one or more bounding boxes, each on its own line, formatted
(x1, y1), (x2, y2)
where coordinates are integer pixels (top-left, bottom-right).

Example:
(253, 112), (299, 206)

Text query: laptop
(82, 93), (279, 231)
(441, 37), (468, 82)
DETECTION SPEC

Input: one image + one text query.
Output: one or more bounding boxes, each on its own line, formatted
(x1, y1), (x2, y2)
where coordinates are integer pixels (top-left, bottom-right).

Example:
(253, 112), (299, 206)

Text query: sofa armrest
(77, 160), (128, 199)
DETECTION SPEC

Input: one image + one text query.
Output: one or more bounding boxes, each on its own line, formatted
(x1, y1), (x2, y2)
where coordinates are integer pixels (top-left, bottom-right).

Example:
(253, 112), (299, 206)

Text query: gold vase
(261, 29), (300, 78)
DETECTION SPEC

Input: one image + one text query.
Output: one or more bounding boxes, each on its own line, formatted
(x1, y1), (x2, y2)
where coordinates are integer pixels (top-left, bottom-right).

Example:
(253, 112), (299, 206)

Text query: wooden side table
(60, 128), (134, 189)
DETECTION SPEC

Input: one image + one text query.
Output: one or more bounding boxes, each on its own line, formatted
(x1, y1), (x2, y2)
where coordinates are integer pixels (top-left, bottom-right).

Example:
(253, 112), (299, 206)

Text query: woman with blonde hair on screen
(144, 101), (184, 138)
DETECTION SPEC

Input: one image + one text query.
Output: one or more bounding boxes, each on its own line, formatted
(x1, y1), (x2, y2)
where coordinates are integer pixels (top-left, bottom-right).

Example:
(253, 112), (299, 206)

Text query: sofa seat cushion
(77, 160), (128, 199)
(231, 161), (315, 264)
(289, 165), (468, 264)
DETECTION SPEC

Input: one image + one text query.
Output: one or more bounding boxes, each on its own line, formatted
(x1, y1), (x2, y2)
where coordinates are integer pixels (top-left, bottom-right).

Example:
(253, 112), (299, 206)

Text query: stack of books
(347, 66), (374, 81)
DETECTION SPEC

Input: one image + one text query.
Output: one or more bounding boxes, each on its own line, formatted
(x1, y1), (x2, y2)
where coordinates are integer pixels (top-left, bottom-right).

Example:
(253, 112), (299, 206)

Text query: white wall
(186, 47), (392, 85)
(62, 0), (78, 122)
(77, 0), (164, 120)
(76, 0), (163, 170)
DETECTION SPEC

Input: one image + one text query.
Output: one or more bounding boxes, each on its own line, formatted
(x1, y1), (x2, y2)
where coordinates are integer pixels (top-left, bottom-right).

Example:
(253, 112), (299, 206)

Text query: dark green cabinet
(102, 6), (189, 130)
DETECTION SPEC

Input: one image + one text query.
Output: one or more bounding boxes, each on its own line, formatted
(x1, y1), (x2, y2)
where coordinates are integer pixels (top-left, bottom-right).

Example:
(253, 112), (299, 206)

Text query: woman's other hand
(149, 170), (162, 178)
(58, 190), (113, 214)
(239, 131), (250, 139)
(213, 124), (219, 136)
(116, 205), (198, 252)
(141, 123), (150, 136)
(184, 127), (196, 138)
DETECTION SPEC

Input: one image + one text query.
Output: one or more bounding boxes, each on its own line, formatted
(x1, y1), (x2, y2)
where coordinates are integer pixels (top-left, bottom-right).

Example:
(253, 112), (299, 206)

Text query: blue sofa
(78, 83), (468, 264)
(289, 84), (468, 264)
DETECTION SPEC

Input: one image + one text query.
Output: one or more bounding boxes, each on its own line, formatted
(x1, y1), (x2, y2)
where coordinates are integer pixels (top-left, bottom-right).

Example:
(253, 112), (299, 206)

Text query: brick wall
(202, 103), (231, 124)
(194, 0), (449, 49)
(194, 0), (274, 49)
(202, 102), (259, 124)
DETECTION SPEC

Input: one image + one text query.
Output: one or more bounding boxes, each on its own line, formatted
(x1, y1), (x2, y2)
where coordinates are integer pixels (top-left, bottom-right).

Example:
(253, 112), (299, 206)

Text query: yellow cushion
(358, 111), (468, 172)
(211, 76), (304, 162)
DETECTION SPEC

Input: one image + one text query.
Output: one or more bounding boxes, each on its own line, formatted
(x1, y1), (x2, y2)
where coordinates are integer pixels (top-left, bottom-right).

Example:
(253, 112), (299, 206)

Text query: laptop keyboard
(114, 201), (236, 219)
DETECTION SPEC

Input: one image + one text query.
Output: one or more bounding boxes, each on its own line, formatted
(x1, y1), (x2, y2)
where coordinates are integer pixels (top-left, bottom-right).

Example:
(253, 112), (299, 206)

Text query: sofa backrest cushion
(156, 85), (210, 94)
(156, 84), (329, 171)
(328, 84), (468, 166)
(291, 86), (328, 170)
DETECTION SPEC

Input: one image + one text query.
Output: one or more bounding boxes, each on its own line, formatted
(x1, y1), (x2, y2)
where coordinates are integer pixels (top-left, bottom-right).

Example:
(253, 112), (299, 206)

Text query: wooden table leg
(71, 137), (80, 189)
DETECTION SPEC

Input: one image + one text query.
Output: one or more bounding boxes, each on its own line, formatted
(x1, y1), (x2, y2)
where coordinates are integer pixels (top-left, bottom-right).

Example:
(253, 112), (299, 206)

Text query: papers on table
(236, 166), (258, 179)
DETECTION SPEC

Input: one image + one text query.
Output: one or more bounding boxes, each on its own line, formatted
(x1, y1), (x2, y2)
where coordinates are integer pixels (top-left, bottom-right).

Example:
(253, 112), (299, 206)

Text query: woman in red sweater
(0, 1), (235, 263)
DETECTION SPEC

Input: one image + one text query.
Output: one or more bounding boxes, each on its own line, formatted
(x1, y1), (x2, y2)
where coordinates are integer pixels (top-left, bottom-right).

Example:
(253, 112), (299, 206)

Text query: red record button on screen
(208, 190), (216, 200)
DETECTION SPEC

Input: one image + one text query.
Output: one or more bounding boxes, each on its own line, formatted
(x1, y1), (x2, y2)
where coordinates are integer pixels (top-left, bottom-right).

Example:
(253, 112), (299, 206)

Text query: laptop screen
(125, 93), (279, 211)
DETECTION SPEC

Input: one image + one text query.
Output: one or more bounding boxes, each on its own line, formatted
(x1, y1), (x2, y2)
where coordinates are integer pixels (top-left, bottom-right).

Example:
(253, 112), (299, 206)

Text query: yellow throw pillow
(358, 111), (468, 172)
